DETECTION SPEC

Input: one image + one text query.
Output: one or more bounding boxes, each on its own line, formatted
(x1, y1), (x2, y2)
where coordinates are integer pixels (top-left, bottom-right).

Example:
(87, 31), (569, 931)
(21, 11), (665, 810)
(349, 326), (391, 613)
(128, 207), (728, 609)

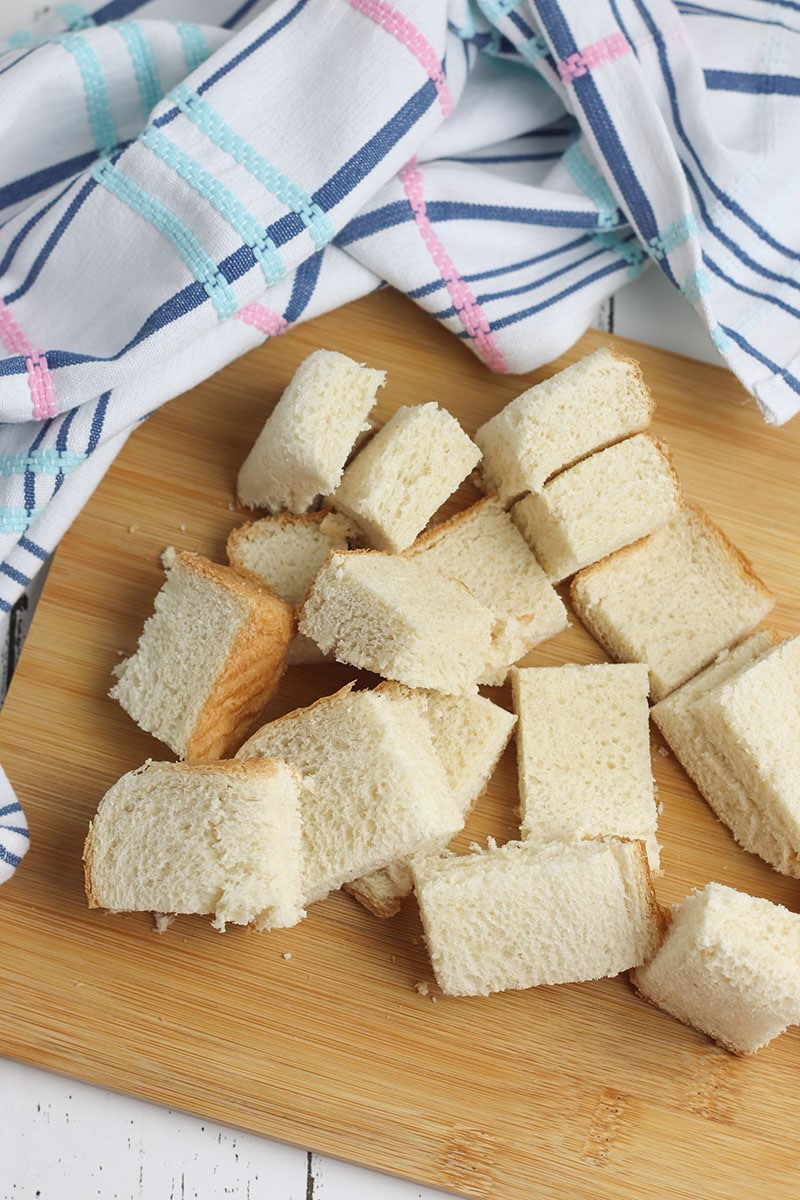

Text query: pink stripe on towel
(0, 299), (57, 420)
(399, 158), (507, 372)
(234, 304), (290, 337)
(345, 0), (453, 117)
(557, 33), (631, 83)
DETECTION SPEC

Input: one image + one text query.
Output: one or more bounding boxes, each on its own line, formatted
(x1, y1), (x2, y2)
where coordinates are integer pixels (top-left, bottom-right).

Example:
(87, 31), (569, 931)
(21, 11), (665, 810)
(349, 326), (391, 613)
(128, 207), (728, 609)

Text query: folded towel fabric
(1, 0), (799, 880)
(0, 764), (29, 883)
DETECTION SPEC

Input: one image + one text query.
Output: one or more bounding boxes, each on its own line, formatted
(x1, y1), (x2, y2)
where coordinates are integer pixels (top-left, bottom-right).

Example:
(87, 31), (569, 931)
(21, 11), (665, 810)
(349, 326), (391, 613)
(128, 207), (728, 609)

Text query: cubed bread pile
(84, 345), (800, 1057)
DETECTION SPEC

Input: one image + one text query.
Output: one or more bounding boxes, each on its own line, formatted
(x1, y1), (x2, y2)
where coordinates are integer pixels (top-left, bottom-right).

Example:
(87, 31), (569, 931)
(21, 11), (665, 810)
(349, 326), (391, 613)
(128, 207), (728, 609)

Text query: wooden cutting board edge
(2, 288), (800, 1200)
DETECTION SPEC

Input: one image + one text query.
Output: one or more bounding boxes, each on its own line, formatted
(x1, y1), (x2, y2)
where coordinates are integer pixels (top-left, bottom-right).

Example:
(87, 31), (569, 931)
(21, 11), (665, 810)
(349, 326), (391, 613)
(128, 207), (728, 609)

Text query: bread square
(236, 684), (465, 904)
(110, 550), (295, 761)
(333, 401), (481, 553)
(412, 838), (664, 996)
(405, 494), (568, 684)
(631, 883), (800, 1055)
(237, 349), (384, 512)
(650, 631), (798, 876)
(298, 549), (495, 695)
(570, 504), (774, 701)
(474, 347), (654, 504)
(511, 432), (682, 582)
(84, 758), (305, 931)
(511, 663), (659, 870)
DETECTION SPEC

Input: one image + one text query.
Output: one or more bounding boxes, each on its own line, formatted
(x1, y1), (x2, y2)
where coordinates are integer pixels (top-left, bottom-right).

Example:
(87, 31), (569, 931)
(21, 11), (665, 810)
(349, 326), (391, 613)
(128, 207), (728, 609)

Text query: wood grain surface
(2, 288), (800, 1200)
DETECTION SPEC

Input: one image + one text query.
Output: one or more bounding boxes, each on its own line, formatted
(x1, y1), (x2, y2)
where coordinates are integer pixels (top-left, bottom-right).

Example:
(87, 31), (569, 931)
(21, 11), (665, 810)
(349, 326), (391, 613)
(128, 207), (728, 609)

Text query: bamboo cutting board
(2, 287), (800, 1200)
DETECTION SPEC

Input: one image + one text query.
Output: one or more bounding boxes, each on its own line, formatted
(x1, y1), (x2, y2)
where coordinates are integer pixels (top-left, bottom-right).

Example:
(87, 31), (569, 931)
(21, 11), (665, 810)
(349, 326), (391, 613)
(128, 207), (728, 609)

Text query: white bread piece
(511, 433), (683, 582)
(237, 349), (385, 512)
(332, 401), (481, 553)
(511, 663), (660, 871)
(650, 631), (797, 875)
(84, 758), (305, 931)
(298, 549), (494, 695)
(688, 635), (800, 867)
(570, 504), (774, 701)
(405, 495), (568, 685)
(631, 883), (800, 1055)
(345, 683), (517, 917)
(236, 684), (464, 904)
(474, 347), (654, 504)
(412, 838), (665, 997)
(226, 510), (364, 664)
(110, 550), (295, 762)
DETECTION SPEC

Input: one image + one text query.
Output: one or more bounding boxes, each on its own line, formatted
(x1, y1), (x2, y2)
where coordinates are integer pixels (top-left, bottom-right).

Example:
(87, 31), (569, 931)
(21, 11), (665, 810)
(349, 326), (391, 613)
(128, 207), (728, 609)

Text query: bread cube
(651, 631), (798, 875)
(511, 433), (682, 581)
(110, 550), (295, 761)
(474, 347), (654, 504)
(632, 883), (800, 1054)
(298, 550), (494, 695)
(84, 758), (305, 931)
(405, 494), (568, 684)
(237, 684), (464, 903)
(570, 505), (773, 701)
(413, 839), (664, 996)
(511, 663), (659, 870)
(332, 401), (480, 552)
(237, 349), (384, 512)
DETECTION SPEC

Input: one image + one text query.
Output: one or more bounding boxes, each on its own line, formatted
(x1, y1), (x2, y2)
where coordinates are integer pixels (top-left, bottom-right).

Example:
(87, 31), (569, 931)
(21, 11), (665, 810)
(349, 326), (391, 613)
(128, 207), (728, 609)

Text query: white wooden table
(0, 4), (722, 1193)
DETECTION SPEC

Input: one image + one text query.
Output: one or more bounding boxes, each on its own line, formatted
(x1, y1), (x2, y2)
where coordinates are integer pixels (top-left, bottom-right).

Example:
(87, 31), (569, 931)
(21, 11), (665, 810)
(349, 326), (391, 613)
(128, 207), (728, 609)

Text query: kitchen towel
(1, 0), (799, 878)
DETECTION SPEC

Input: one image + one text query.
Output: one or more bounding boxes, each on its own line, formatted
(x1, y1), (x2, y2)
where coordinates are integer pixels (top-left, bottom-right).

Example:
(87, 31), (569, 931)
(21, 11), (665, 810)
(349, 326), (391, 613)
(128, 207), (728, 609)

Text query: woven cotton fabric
(1, 0), (799, 878)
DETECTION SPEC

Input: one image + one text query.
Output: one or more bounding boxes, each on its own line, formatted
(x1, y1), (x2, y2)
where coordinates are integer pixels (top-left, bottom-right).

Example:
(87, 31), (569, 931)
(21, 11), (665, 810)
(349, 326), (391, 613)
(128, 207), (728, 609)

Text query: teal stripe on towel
(0, 449), (87, 478)
(92, 159), (238, 318)
(175, 22), (212, 74)
(563, 142), (620, 231)
(115, 20), (163, 119)
(61, 32), (119, 155)
(170, 84), (335, 250)
(142, 126), (286, 286)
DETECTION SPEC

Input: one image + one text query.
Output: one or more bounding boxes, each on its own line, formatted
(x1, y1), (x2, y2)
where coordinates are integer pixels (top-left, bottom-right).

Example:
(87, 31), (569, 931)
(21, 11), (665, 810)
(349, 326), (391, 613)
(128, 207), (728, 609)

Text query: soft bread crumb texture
(110, 551), (295, 761)
(227, 511), (364, 606)
(332, 401), (481, 552)
(651, 631), (800, 876)
(298, 550), (495, 695)
(474, 347), (654, 504)
(84, 758), (305, 931)
(345, 684), (517, 917)
(227, 510), (364, 664)
(511, 663), (660, 871)
(570, 504), (774, 701)
(412, 838), (664, 996)
(690, 635), (800, 835)
(236, 684), (464, 904)
(405, 494), (568, 685)
(237, 349), (385, 512)
(631, 882), (800, 1054)
(511, 432), (683, 582)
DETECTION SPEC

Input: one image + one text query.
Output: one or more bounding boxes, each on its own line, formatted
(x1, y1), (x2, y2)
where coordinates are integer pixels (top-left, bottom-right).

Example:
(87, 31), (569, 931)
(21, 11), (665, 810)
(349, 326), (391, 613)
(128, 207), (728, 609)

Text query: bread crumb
(128, 524), (138, 534)
(153, 912), (175, 933)
(282, 951), (292, 960)
(179, 523), (187, 533)
(414, 981), (430, 995)
(657, 745), (669, 758)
